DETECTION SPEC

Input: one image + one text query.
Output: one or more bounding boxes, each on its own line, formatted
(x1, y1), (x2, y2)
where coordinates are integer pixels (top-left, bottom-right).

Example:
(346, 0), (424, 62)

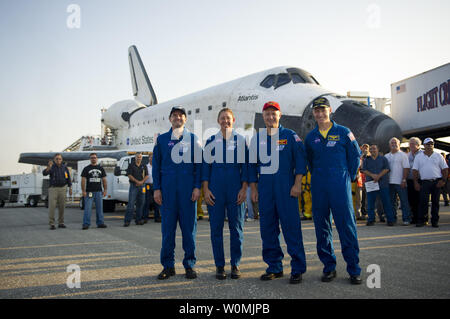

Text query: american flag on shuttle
(396, 84), (406, 94)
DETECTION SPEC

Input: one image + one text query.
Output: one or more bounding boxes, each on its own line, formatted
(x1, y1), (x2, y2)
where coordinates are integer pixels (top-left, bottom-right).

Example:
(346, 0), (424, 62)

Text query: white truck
(390, 63), (450, 141)
(74, 154), (150, 212)
(0, 173), (49, 208)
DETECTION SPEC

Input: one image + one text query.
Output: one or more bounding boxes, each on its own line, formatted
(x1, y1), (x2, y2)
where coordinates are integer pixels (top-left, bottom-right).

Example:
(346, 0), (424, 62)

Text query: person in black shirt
(81, 153), (107, 229)
(124, 152), (148, 226)
(43, 153), (72, 230)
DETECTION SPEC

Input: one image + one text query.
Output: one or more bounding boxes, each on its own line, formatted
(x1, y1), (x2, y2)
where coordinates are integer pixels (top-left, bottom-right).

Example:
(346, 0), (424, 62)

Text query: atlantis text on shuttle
(237, 94), (259, 102)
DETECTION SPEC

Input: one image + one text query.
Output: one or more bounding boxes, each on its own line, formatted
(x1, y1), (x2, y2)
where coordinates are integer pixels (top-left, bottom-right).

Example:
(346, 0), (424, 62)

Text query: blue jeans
(124, 184), (145, 223)
(83, 191), (105, 226)
(367, 187), (395, 223)
(389, 184), (411, 222)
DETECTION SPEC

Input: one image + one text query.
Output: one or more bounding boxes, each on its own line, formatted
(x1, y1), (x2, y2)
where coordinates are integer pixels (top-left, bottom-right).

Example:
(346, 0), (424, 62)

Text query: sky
(0, 0), (449, 175)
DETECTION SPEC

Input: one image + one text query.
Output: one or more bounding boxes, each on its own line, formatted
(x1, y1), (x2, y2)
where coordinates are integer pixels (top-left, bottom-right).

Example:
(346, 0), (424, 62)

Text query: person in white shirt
(412, 138), (449, 227)
(143, 154), (161, 223)
(384, 137), (412, 225)
(406, 137), (423, 224)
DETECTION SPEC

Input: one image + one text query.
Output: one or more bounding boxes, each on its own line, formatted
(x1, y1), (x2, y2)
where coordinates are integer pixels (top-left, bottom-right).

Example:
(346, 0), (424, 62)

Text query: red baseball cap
(263, 101), (281, 111)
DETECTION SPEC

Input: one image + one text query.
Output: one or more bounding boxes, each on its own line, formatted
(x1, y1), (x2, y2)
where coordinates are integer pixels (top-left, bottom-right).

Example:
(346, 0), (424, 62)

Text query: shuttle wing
(19, 151), (129, 168)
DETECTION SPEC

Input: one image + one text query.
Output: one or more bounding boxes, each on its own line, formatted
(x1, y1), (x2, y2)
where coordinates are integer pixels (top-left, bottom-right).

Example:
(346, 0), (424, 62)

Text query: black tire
(29, 196), (39, 207)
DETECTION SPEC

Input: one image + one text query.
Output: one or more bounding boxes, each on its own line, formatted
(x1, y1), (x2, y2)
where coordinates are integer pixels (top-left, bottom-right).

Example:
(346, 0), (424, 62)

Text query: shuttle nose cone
(373, 117), (402, 153)
(330, 100), (402, 154)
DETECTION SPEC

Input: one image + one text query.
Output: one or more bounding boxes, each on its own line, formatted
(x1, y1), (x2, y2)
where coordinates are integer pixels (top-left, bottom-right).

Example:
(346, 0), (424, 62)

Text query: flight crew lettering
(249, 101), (307, 284)
(202, 108), (248, 280)
(153, 107), (202, 280)
(305, 96), (362, 284)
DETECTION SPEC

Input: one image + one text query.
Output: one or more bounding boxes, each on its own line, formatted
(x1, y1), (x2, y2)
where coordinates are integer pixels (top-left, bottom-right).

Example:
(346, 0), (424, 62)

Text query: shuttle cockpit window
(260, 73), (292, 89)
(286, 67), (320, 85)
(260, 72), (310, 89)
(260, 70), (319, 89)
(291, 73), (306, 84)
(274, 73), (291, 89)
(260, 74), (276, 88)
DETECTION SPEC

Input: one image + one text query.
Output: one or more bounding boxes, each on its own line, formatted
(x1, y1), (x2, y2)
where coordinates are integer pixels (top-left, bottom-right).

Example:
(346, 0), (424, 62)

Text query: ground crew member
(143, 153), (161, 223)
(352, 170), (364, 220)
(43, 153), (72, 230)
(197, 186), (205, 220)
(249, 101), (307, 285)
(305, 96), (362, 285)
(153, 106), (202, 280)
(412, 137), (448, 228)
(123, 152), (148, 226)
(81, 152), (107, 230)
(202, 108), (248, 280)
(299, 170), (312, 220)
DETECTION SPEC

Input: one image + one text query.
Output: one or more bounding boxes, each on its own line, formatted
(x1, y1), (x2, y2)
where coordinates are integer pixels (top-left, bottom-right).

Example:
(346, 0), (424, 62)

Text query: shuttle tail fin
(128, 45), (158, 106)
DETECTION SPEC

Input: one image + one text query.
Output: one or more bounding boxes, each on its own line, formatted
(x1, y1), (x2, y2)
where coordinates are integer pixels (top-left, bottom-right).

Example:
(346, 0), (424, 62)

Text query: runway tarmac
(0, 202), (449, 299)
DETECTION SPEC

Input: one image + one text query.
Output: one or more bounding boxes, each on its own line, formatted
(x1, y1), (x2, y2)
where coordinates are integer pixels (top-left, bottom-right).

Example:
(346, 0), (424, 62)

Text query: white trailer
(390, 63), (450, 141)
(0, 173), (49, 208)
(74, 154), (149, 212)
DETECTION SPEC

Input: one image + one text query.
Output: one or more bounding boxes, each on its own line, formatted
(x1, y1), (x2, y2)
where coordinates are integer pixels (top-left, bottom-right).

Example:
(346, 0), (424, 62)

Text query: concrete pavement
(0, 202), (449, 299)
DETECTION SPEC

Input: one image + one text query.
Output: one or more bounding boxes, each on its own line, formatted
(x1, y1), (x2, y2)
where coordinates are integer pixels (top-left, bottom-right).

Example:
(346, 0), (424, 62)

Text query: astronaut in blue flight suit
(152, 107), (202, 280)
(202, 108), (248, 280)
(249, 101), (307, 284)
(304, 96), (362, 285)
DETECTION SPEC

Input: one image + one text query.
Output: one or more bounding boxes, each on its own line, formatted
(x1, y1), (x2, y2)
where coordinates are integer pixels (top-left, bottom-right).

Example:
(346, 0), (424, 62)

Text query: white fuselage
(103, 66), (342, 151)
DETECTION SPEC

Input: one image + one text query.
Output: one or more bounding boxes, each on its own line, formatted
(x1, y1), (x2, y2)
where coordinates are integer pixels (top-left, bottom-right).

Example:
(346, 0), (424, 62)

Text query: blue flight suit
(249, 125), (307, 275)
(202, 131), (248, 268)
(305, 120), (362, 276)
(152, 128), (202, 270)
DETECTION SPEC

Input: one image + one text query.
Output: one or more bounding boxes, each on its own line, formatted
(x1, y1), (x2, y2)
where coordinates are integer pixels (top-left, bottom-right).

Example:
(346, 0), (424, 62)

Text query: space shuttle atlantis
(19, 45), (402, 167)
